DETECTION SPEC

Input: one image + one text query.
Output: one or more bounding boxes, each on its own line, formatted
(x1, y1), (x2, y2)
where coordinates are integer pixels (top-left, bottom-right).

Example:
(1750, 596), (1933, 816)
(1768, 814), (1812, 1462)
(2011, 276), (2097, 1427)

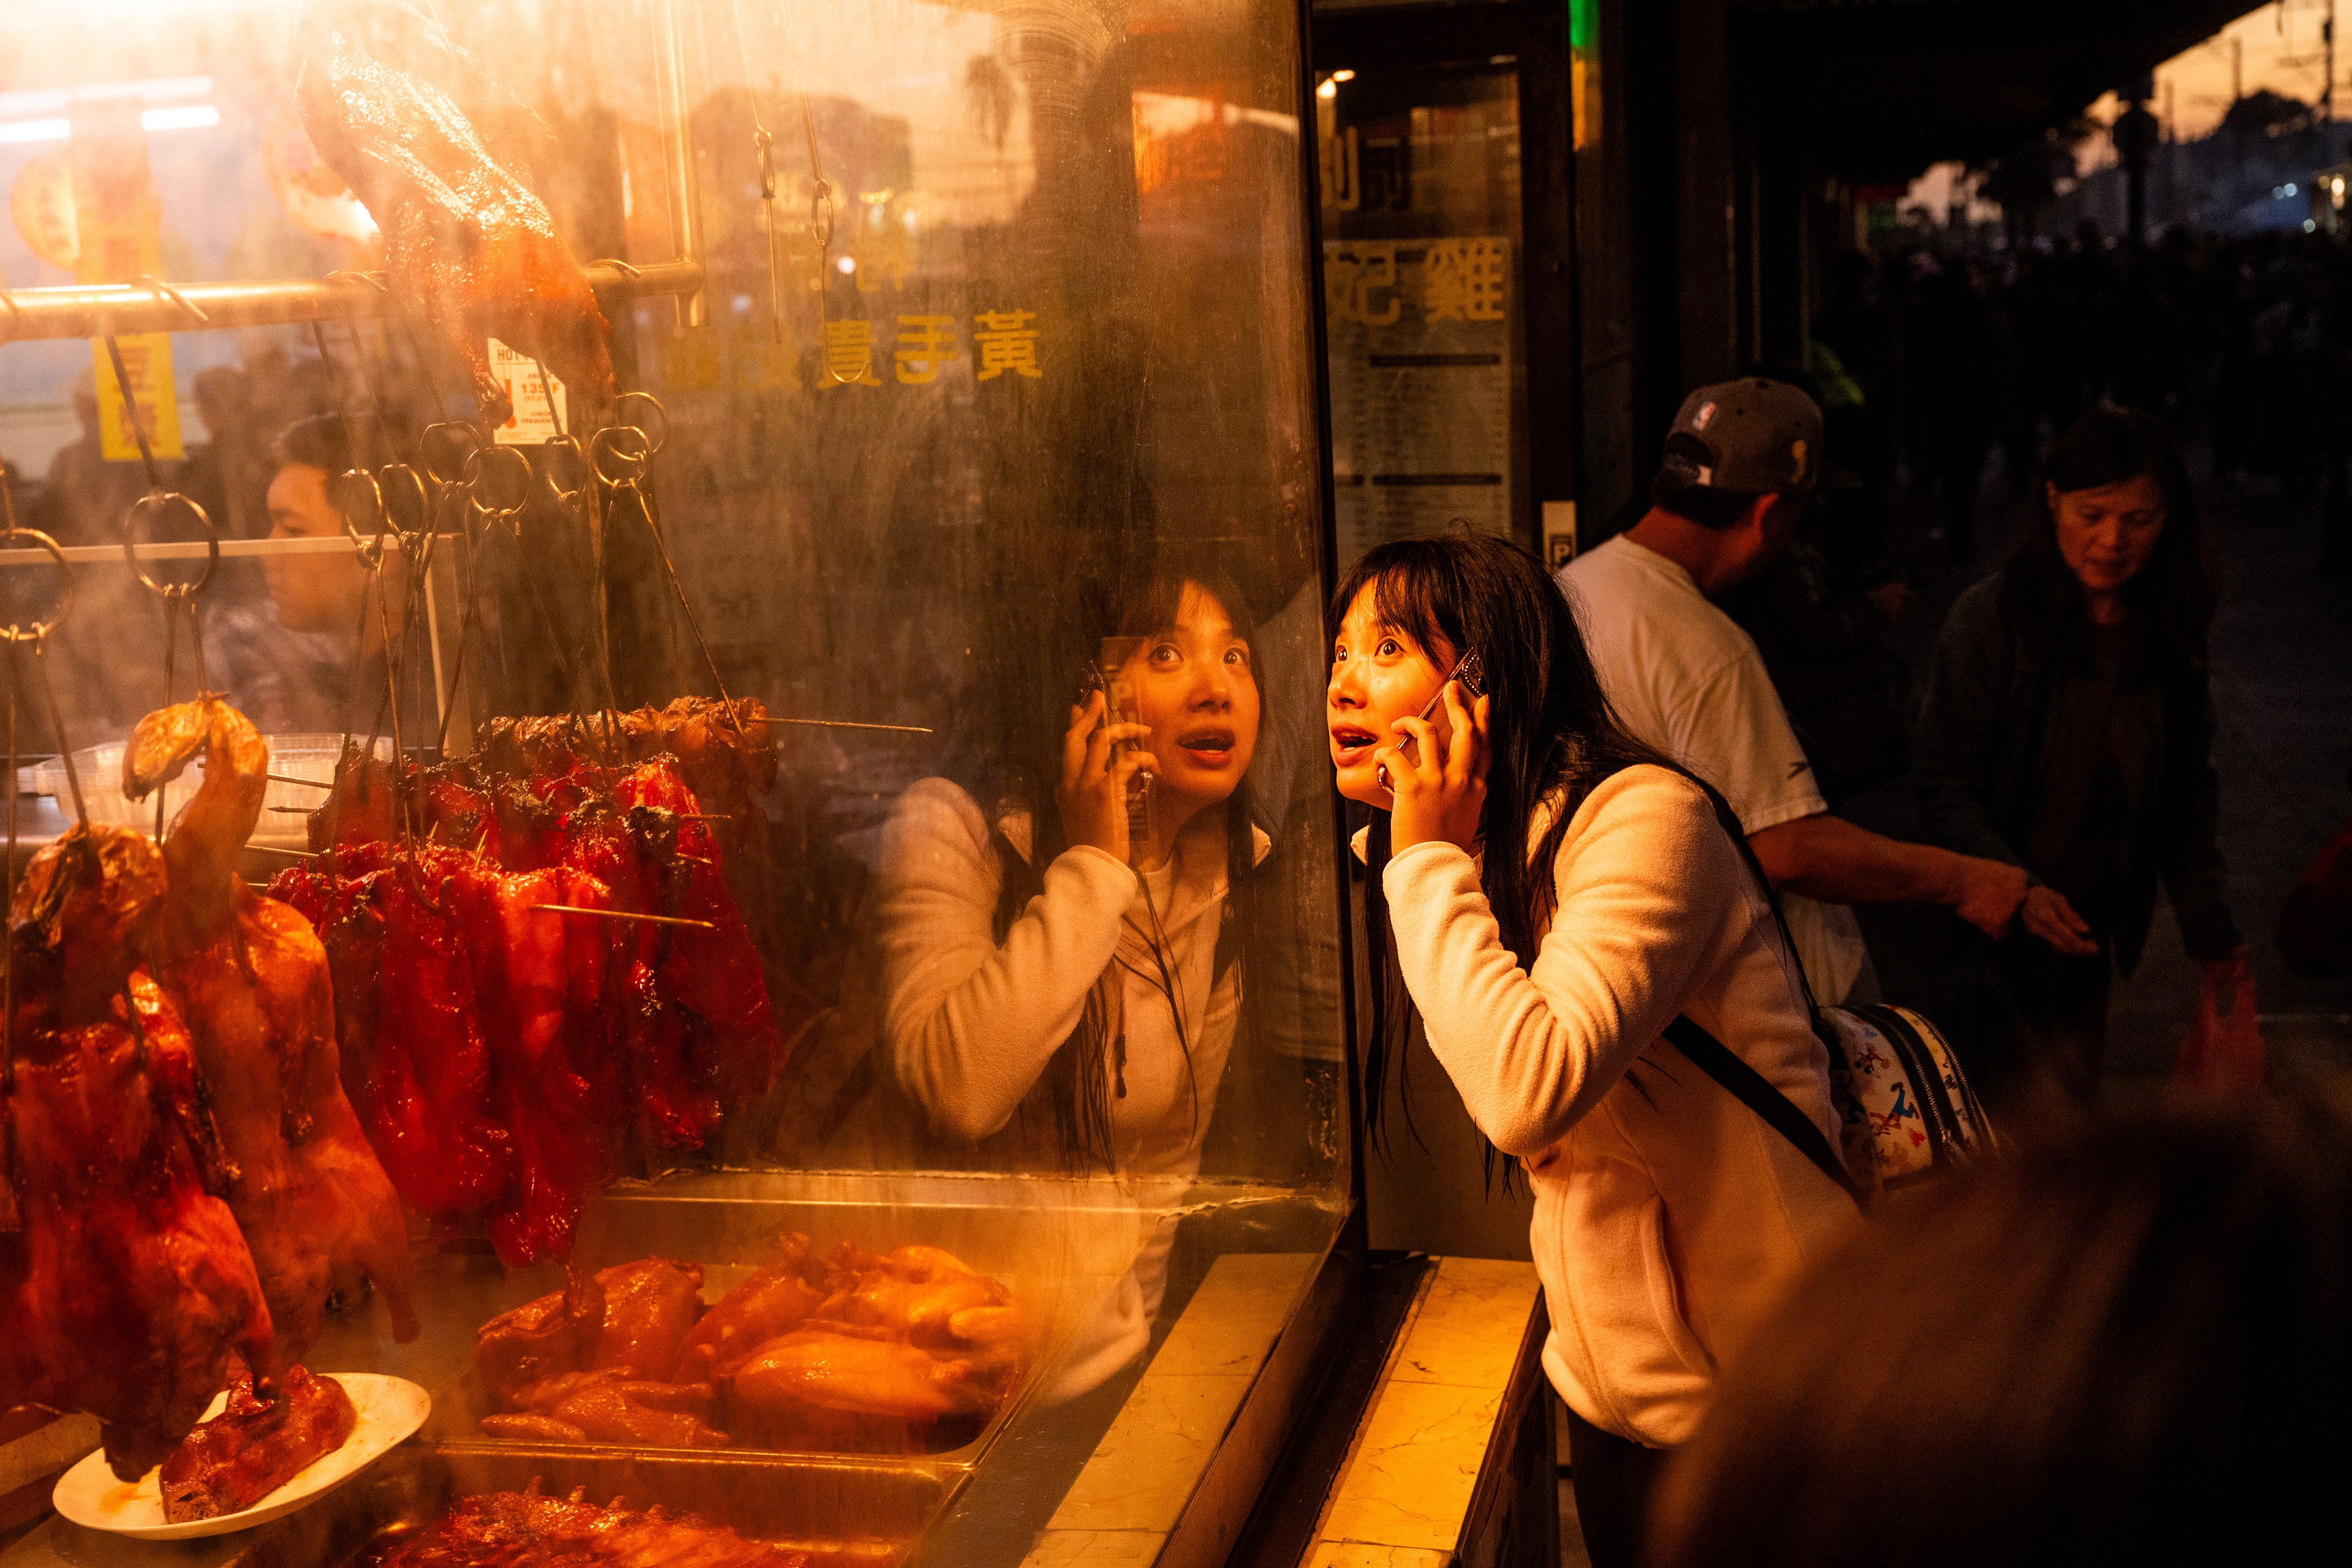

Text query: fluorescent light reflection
(140, 104), (219, 132)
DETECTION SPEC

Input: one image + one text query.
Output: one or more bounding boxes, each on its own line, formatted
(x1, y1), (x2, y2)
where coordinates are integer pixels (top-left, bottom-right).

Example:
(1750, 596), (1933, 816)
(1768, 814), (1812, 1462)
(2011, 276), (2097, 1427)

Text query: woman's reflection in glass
(868, 560), (1268, 1393)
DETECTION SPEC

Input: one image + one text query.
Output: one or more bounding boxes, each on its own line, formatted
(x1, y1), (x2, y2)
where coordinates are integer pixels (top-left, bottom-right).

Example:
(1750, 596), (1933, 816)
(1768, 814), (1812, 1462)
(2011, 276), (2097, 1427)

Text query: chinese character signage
(813, 310), (1046, 390)
(93, 334), (184, 465)
(1324, 236), (1515, 565)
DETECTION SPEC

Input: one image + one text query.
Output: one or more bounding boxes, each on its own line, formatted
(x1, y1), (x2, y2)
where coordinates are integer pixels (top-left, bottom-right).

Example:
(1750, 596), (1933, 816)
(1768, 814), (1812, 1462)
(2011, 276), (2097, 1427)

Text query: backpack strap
(1663, 1016), (1863, 1208)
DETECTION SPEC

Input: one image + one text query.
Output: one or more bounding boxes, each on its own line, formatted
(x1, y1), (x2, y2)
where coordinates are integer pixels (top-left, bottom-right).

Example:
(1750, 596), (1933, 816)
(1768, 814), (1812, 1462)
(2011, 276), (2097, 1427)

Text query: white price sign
(488, 337), (569, 443)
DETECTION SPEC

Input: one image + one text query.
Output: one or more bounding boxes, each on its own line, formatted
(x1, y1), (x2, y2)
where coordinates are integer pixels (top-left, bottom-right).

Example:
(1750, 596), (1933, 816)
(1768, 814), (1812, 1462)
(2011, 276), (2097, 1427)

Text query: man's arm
(1747, 812), (2027, 937)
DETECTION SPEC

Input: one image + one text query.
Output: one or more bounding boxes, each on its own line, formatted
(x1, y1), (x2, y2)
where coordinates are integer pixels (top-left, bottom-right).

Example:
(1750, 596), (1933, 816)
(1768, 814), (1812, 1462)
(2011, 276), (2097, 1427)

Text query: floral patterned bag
(1819, 1004), (1998, 1199)
(1667, 1004), (1996, 1210)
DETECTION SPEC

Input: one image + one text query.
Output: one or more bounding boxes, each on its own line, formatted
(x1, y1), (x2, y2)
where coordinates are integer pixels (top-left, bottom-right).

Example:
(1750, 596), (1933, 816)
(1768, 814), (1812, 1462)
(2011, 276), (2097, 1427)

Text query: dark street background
(1847, 450), (2352, 1087)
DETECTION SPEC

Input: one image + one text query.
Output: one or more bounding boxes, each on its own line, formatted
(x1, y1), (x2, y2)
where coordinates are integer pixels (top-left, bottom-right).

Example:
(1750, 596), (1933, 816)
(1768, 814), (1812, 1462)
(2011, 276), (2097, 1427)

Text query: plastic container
(18, 734), (391, 850)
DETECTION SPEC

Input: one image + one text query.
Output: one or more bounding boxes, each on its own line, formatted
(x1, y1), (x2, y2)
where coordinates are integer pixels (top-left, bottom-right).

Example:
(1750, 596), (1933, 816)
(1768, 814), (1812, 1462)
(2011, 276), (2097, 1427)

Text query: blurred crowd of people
(0, 345), (409, 749)
(1813, 220), (2352, 573)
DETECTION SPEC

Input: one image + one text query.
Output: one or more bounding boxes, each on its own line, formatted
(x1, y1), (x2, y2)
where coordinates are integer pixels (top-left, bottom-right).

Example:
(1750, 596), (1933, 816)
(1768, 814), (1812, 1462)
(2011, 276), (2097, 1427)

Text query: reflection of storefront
(1306, 2), (1574, 1265)
(1311, 1), (1576, 573)
(0, 4), (1564, 1567)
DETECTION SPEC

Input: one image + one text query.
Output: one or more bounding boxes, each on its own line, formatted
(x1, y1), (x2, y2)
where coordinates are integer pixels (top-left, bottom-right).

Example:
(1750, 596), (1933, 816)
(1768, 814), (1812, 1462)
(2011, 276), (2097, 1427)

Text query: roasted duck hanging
(274, 731), (783, 1265)
(0, 826), (276, 1480)
(295, 0), (615, 424)
(125, 698), (419, 1371)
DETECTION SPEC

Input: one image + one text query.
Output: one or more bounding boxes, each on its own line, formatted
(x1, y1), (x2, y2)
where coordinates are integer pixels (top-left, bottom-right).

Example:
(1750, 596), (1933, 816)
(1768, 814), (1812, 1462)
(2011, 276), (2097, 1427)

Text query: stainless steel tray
(248, 1447), (954, 1568)
(424, 1169), (1190, 1469)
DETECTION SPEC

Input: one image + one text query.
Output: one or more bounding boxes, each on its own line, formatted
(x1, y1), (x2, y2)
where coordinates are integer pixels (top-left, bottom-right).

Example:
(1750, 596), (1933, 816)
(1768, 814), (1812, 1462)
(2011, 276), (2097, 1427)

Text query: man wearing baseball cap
(1558, 377), (2026, 1003)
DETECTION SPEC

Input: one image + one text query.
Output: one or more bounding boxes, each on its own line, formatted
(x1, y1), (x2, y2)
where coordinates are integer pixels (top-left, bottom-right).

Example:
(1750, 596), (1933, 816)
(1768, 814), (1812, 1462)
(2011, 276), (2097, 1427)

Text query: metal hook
(421, 421), (485, 490)
(537, 435), (590, 516)
(100, 335), (169, 495)
(122, 492), (221, 601)
(588, 423), (653, 489)
(30, 633), (84, 827)
(0, 529), (75, 645)
(330, 467), (390, 562)
(612, 390), (669, 457)
(377, 462), (431, 540)
(131, 275), (209, 326)
(462, 443), (532, 529)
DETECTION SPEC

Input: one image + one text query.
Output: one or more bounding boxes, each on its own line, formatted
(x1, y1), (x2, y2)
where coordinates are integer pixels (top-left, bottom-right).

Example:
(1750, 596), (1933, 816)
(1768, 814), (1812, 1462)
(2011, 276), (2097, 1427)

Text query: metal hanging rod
(0, 260), (703, 345)
(0, 533), (457, 567)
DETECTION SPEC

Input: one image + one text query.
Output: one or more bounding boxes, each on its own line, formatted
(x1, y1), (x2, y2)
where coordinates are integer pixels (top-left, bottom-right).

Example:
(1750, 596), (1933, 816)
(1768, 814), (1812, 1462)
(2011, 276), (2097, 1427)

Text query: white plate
(51, 1373), (431, 1540)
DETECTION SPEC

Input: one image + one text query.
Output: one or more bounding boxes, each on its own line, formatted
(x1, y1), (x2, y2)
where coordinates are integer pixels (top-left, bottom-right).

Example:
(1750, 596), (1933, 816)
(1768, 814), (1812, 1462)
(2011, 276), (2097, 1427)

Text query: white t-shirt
(1557, 535), (1874, 1004)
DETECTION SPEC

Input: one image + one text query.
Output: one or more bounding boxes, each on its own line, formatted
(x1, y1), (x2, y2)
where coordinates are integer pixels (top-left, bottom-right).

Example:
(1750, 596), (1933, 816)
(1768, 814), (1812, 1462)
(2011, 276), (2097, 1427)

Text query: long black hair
(2005, 405), (2218, 677)
(976, 554), (1266, 1172)
(1330, 534), (1789, 1150)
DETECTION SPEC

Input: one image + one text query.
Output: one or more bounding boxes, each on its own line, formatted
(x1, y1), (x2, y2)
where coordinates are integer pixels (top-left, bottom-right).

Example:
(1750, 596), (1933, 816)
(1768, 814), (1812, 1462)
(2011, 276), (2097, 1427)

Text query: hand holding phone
(1060, 670), (1157, 862)
(1378, 649), (1486, 792)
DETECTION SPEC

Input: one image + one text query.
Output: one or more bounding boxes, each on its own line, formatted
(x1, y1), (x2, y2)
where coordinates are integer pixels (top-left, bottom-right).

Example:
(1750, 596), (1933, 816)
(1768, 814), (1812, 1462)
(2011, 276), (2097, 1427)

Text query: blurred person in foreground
(1558, 379), (2026, 1007)
(1648, 1098), (2352, 1568)
(1913, 407), (2244, 1114)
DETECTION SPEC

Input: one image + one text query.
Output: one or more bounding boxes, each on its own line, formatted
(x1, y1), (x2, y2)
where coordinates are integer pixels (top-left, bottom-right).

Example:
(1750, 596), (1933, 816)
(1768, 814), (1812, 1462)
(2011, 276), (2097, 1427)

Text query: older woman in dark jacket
(1915, 407), (2244, 1108)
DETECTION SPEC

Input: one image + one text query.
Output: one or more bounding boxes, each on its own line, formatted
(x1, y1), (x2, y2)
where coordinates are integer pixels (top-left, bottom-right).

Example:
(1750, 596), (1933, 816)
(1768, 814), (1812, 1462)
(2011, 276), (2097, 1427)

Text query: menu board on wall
(1324, 236), (1513, 568)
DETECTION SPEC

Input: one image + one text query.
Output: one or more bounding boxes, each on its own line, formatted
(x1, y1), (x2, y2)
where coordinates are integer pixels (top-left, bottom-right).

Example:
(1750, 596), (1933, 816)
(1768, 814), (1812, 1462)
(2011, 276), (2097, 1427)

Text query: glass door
(1315, 60), (1527, 569)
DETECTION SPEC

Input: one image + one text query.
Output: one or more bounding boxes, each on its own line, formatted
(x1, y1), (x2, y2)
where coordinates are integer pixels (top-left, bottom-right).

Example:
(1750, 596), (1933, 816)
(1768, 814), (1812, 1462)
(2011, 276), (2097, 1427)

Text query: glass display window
(0, 2), (1351, 1563)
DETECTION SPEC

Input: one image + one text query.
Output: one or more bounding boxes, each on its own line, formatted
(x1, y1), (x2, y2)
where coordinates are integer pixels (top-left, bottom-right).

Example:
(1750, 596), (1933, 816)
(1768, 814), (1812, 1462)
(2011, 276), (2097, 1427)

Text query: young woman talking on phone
(864, 558), (1268, 1392)
(1328, 535), (1853, 1568)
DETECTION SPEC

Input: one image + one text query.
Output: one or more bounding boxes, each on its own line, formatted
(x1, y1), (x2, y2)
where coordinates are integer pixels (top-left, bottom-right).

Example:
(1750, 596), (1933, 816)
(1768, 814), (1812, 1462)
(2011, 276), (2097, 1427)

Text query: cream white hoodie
(1380, 764), (1855, 1446)
(870, 777), (1268, 1394)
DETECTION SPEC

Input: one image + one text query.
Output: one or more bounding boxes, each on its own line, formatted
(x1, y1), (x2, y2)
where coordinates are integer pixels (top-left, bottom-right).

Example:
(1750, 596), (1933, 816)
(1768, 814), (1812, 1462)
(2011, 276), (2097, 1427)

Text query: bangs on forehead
(1363, 557), (1455, 662)
(1114, 568), (1257, 644)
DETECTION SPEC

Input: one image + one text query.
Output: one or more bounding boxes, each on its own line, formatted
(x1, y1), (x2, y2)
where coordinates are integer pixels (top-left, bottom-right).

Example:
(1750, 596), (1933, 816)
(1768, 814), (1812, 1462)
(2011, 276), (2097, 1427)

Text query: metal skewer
(243, 845), (321, 859)
(772, 719), (932, 734)
(269, 773), (335, 789)
(529, 903), (714, 931)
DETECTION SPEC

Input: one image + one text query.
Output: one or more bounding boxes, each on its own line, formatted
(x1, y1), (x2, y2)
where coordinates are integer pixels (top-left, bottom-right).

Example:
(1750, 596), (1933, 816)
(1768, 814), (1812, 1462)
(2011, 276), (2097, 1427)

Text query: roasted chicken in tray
(274, 702), (788, 1266)
(0, 827), (275, 1480)
(126, 698), (420, 1371)
(159, 1360), (358, 1523)
(295, 0), (614, 425)
(469, 1237), (1027, 1454)
(377, 1487), (804, 1568)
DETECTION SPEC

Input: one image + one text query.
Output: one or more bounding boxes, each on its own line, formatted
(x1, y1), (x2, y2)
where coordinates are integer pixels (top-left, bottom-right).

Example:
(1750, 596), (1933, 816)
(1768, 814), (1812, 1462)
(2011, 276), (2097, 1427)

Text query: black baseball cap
(1657, 378), (1825, 495)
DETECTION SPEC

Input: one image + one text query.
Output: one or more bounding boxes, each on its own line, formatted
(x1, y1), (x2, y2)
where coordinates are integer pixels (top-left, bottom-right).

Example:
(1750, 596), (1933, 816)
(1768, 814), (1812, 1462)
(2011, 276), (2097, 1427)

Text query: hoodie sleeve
(870, 779), (1138, 1141)
(1381, 767), (1743, 1159)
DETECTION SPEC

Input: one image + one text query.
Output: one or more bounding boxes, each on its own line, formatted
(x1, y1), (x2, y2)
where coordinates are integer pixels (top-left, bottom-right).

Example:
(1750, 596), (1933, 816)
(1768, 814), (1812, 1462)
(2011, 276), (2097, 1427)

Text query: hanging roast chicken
(0, 827), (276, 1480)
(124, 698), (419, 1373)
(295, 0), (614, 424)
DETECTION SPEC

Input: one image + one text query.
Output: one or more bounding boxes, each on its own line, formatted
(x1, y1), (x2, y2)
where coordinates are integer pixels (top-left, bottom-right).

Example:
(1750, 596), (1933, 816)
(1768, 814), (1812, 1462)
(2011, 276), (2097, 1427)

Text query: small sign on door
(1543, 500), (1578, 572)
(489, 338), (568, 443)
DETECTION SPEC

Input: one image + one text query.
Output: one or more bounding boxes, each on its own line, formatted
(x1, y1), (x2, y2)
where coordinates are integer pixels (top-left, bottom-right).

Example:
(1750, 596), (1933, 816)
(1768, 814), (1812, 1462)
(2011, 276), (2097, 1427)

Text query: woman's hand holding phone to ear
(1057, 689), (1159, 861)
(1379, 681), (1490, 854)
